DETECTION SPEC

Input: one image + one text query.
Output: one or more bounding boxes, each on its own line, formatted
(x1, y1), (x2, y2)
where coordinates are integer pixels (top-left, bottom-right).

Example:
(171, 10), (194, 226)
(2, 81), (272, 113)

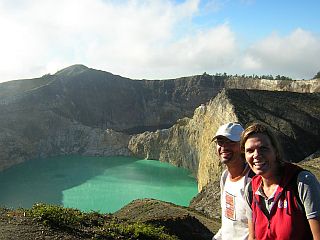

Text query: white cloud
(241, 29), (320, 79)
(0, 0), (207, 81)
(0, 0), (319, 82)
(149, 23), (236, 76)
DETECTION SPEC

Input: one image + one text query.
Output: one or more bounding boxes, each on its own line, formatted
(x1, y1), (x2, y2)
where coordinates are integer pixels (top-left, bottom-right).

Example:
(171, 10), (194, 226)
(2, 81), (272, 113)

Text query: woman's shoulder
(297, 170), (319, 185)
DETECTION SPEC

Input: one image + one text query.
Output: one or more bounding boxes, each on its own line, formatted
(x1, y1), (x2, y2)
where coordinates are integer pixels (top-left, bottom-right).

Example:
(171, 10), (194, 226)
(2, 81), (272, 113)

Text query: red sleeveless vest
(250, 163), (312, 240)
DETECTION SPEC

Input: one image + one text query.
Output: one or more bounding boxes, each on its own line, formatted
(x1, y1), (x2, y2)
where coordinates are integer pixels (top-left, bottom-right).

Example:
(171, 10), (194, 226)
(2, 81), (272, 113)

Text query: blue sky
(196, 0), (319, 41)
(0, 0), (319, 82)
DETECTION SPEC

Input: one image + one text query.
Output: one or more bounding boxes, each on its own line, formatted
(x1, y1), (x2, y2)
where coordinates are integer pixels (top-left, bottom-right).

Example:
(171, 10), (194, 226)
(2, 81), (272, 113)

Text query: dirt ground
(0, 208), (90, 240)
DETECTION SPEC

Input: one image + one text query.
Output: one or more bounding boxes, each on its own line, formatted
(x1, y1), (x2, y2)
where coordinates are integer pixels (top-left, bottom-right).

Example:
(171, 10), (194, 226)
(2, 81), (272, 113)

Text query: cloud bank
(0, 0), (319, 82)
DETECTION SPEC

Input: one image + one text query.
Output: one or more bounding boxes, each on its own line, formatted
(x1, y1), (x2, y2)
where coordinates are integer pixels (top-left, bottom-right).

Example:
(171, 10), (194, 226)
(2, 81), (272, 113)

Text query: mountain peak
(55, 64), (89, 77)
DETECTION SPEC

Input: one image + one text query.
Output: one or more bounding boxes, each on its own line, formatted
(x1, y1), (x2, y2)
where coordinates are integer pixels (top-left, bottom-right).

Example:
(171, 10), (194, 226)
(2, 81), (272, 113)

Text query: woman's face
(244, 132), (278, 177)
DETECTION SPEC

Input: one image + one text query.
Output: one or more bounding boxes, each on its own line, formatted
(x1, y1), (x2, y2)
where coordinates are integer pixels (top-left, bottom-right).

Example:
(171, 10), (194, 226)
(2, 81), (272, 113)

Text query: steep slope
(1, 65), (218, 133)
(114, 198), (218, 240)
(229, 89), (320, 161)
(0, 107), (131, 170)
(128, 89), (320, 191)
(0, 75), (54, 102)
(128, 91), (240, 191)
(225, 77), (320, 93)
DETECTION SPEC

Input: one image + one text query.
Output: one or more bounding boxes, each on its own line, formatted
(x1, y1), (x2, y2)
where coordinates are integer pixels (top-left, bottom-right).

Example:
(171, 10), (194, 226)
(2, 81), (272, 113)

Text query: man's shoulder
(220, 169), (229, 190)
(221, 169), (229, 181)
(222, 169), (229, 176)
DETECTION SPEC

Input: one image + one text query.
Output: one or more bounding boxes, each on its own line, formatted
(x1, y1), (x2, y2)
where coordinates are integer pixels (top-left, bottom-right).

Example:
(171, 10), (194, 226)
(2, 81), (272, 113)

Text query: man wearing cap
(212, 122), (254, 240)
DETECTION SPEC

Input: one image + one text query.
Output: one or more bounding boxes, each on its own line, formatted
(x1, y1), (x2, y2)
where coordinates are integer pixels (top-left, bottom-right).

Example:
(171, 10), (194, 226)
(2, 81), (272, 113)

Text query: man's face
(215, 136), (241, 164)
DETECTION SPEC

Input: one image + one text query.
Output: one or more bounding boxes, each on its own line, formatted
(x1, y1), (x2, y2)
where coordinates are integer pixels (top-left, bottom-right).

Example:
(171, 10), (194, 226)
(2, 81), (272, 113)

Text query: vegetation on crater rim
(2, 203), (179, 240)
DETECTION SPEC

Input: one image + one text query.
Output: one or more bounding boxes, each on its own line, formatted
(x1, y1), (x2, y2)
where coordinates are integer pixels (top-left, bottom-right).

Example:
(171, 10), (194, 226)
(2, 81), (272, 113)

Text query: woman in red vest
(240, 122), (320, 240)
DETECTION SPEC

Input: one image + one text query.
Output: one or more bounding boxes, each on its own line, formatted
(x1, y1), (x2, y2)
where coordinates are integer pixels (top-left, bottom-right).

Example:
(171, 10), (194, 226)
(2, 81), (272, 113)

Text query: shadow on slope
(228, 89), (320, 162)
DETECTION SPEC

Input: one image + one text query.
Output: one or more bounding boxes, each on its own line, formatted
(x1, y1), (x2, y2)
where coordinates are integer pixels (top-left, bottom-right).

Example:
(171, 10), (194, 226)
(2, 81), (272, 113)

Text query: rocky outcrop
(225, 77), (320, 93)
(189, 179), (221, 219)
(128, 91), (240, 191)
(38, 126), (131, 157)
(114, 198), (219, 240)
(228, 90), (320, 161)
(0, 106), (131, 171)
(129, 89), (320, 191)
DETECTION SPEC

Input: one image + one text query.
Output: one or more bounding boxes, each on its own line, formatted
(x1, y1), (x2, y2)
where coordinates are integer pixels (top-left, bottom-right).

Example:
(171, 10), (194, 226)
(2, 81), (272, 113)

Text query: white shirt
(214, 167), (252, 240)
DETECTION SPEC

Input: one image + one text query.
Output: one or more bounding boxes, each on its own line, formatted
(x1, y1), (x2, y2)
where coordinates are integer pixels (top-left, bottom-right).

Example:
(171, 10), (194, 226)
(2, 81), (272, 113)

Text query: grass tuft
(28, 203), (179, 240)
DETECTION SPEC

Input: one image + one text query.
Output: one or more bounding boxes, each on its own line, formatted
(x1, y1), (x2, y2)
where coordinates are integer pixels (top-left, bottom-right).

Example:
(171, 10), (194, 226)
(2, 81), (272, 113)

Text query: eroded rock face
(128, 90), (240, 191)
(225, 77), (320, 93)
(189, 179), (221, 219)
(228, 89), (320, 162)
(129, 89), (320, 191)
(0, 106), (131, 171)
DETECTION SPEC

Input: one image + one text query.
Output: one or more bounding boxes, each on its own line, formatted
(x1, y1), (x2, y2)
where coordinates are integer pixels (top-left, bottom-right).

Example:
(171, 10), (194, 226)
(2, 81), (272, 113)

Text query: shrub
(29, 203), (85, 228)
(29, 203), (179, 240)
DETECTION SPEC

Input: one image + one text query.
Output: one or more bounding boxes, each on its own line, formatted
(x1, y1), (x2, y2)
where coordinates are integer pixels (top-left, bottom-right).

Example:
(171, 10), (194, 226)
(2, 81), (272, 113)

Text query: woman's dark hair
(240, 122), (285, 166)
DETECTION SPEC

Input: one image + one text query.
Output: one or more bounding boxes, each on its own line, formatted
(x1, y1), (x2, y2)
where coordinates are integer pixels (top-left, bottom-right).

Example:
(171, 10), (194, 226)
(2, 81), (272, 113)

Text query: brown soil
(0, 208), (90, 240)
(114, 198), (218, 240)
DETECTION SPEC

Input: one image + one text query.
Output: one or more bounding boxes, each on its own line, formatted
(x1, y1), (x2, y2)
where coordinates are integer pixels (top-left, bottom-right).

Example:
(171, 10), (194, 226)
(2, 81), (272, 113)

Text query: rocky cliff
(225, 77), (320, 93)
(128, 89), (320, 192)
(0, 107), (131, 171)
(128, 91), (240, 191)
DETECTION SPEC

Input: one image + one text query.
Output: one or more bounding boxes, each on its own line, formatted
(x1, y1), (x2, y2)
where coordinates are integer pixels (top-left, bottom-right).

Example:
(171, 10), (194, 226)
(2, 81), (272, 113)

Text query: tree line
(203, 70), (320, 80)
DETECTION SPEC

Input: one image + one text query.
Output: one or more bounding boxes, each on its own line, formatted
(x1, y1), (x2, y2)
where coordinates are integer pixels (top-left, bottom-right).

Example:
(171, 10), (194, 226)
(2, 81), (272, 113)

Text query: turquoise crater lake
(0, 156), (198, 213)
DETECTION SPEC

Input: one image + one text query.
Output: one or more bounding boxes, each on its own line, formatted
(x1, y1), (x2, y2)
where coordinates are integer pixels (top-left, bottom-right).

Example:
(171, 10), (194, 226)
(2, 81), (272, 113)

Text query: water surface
(0, 156), (198, 213)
